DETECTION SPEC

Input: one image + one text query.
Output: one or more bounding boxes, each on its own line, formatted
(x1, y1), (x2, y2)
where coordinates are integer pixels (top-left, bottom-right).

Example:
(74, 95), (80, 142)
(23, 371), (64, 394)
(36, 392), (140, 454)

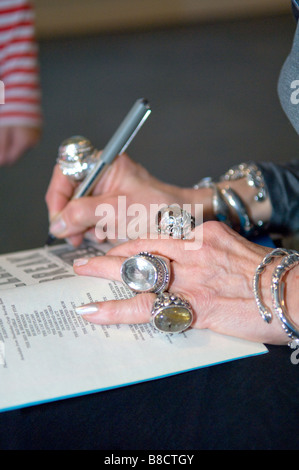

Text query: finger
(5, 127), (41, 165)
(66, 234), (85, 247)
(45, 164), (77, 220)
(73, 254), (125, 281)
(6, 139), (27, 165)
(106, 236), (185, 261)
(75, 292), (155, 325)
(48, 194), (105, 239)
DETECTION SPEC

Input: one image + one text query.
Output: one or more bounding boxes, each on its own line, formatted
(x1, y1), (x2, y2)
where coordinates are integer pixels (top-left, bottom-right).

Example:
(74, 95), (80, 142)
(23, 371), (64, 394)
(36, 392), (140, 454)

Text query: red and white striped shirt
(0, 0), (42, 127)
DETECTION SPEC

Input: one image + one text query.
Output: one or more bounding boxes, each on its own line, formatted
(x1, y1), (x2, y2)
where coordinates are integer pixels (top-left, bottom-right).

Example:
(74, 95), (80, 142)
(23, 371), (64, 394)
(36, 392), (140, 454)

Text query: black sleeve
(257, 159), (299, 234)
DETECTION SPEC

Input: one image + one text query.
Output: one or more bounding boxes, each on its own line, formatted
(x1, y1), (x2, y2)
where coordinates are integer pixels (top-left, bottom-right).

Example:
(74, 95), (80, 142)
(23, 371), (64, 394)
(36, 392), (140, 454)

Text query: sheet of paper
(0, 241), (110, 289)
(0, 273), (267, 413)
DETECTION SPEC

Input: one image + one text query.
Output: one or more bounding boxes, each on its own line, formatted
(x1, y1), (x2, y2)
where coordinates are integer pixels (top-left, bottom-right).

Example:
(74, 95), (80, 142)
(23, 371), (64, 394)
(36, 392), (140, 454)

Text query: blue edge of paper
(1, 235), (273, 413)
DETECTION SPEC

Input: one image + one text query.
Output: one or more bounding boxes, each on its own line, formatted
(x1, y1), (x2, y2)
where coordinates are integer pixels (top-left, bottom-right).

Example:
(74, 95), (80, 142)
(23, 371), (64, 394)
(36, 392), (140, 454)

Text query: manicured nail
(73, 258), (89, 267)
(75, 304), (99, 315)
(49, 216), (66, 235)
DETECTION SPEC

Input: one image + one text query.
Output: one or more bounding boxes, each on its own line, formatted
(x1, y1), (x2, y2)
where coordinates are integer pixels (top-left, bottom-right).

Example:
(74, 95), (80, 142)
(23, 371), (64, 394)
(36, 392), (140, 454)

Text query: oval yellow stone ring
(151, 292), (193, 334)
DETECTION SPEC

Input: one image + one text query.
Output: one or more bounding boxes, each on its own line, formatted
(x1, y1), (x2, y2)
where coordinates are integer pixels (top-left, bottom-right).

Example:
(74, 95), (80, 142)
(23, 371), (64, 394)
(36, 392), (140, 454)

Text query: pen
(46, 98), (151, 246)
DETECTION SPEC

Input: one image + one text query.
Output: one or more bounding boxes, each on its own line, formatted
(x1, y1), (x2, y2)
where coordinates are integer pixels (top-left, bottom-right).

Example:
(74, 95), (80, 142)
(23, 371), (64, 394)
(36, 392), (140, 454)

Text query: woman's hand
(0, 126), (41, 165)
(45, 153), (213, 247)
(73, 221), (289, 346)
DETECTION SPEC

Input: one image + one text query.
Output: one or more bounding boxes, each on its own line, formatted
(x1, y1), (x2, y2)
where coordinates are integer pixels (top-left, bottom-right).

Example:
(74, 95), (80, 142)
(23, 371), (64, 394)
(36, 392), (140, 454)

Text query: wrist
(254, 248), (299, 346)
(190, 163), (273, 237)
(180, 186), (214, 220)
(217, 178), (272, 227)
(284, 263), (299, 328)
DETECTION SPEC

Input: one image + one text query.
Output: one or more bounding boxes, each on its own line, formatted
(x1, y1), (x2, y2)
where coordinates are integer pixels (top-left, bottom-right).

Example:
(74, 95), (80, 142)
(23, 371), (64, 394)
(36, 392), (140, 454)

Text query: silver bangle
(194, 177), (232, 226)
(253, 248), (299, 348)
(220, 187), (254, 236)
(271, 251), (299, 348)
(195, 177), (253, 234)
(221, 162), (268, 231)
(253, 248), (293, 324)
(194, 163), (268, 236)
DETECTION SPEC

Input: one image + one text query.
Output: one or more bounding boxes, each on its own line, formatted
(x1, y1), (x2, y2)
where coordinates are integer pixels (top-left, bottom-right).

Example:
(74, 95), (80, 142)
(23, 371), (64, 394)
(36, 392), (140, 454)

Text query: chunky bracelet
(194, 177), (254, 234)
(220, 162), (268, 232)
(220, 162), (268, 202)
(219, 187), (254, 236)
(253, 248), (299, 348)
(194, 177), (232, 226)
(194, 162), (269, 237)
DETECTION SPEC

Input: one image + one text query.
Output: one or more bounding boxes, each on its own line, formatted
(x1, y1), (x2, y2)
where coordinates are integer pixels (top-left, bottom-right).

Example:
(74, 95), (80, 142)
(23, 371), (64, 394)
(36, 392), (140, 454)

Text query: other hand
(0, 126), (41, 165)
(45, 153), (203, 246)
(73, 222), (289, 346)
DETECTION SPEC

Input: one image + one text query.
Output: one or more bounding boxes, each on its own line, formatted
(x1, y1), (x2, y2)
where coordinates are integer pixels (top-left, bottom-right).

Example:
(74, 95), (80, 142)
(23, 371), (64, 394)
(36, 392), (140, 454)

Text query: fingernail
(75, 304), (99, 315)
(73, 258), (89, 267)
(49, 216), (66, 235)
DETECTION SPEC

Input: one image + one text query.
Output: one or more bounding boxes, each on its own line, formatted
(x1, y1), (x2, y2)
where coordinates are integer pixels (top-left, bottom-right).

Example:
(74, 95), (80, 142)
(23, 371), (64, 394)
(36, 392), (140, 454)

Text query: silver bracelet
(220, 162), (268, 202)
(194, 163), (268, 236)
(253, 248), (294, 324)
(221, 162), (268, 231)
(194, 177), (232, 226)
(253, 248), (299, 348)
(195, 179), (255, 235)
(271, 251), (299, 349)
(219, 187), (254, 236)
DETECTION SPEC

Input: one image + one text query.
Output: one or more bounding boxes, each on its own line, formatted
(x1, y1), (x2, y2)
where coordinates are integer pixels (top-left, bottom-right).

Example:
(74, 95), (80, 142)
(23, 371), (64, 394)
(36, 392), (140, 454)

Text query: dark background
(0, 13), (298, 254)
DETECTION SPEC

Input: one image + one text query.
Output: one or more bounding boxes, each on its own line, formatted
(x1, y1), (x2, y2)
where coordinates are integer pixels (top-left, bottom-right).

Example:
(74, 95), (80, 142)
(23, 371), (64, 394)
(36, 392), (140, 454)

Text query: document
(0, 242), (267, 412)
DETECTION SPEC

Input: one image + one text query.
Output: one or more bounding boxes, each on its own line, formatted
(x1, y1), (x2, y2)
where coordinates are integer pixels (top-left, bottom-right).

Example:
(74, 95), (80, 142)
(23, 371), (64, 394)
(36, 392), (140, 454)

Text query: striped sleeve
(0, 0), (42, 127)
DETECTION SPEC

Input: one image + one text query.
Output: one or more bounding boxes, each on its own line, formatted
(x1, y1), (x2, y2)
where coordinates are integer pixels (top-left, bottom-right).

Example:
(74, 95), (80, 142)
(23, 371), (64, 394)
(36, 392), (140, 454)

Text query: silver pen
(46, 98), (151, 245)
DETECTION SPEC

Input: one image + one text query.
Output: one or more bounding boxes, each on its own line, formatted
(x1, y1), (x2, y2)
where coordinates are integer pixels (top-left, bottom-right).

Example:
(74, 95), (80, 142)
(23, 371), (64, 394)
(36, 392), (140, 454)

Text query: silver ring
(57, 135), (100, 182)
(120, 251), (170, 293)
(156, 205), (195, 239)
(151, 292), (193, 334)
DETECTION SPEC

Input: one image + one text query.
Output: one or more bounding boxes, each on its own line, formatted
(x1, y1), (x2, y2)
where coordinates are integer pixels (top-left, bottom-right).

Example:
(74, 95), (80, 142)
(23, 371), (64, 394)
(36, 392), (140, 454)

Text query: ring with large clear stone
(120, 252), (170, 294)
(156, 205), (195, 239)
(151, 292), (193, 334)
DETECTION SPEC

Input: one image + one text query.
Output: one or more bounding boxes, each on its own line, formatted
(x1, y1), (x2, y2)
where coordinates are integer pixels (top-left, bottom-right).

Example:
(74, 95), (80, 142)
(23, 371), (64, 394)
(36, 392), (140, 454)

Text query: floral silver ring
(156, 205), (195, 239)
(57, 135), (100, 182)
